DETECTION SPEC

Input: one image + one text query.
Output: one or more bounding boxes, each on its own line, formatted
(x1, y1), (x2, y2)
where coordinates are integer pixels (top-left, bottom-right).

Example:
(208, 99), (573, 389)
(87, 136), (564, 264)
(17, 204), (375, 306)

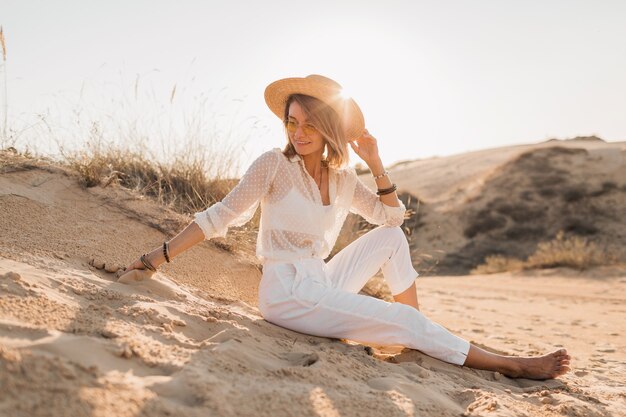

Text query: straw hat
(264, 74), (365, 141)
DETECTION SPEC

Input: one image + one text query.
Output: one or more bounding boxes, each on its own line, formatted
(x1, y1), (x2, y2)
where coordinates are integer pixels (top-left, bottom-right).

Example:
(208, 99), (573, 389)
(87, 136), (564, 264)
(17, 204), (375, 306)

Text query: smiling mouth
(295, 141), (311, 145)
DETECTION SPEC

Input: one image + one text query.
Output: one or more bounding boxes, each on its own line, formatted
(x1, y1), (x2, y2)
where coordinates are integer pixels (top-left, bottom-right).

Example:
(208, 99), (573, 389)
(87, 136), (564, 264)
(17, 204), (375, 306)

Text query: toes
(555, 364), (570, 373)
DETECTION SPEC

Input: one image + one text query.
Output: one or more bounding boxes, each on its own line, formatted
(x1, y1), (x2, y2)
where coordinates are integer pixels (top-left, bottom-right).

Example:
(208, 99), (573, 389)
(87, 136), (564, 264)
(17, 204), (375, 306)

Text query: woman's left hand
(117, 257), (155, 284)
(349, 129), (381, 166)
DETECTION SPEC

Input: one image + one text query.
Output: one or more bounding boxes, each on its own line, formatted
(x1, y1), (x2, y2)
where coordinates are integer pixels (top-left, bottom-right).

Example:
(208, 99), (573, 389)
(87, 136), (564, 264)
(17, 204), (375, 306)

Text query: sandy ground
(1, 147), (625, 416)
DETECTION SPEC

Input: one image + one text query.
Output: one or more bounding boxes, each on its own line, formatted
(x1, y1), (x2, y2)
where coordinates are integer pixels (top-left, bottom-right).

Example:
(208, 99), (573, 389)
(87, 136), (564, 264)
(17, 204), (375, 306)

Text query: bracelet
(163, 241), (171, 263)
(373, 170), (389, 180)
(140, 254), (157, 272)
(376, 184), (397, 196)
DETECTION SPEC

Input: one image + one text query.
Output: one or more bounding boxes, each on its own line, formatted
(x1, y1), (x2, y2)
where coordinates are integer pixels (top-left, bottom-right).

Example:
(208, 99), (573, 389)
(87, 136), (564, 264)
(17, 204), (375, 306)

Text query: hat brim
(264, 75), (365, 141)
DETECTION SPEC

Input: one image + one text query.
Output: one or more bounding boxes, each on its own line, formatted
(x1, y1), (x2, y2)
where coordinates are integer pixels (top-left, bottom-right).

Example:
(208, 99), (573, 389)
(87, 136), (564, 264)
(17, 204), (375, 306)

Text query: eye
(285, 120), (297, 132)
(303, 124), (317, 134)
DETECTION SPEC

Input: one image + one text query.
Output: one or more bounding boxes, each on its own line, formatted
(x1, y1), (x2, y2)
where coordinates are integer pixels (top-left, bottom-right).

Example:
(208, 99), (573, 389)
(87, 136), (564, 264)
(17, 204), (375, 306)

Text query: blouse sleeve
(349, 169), (406, 227)
(193, 150), (280, 240)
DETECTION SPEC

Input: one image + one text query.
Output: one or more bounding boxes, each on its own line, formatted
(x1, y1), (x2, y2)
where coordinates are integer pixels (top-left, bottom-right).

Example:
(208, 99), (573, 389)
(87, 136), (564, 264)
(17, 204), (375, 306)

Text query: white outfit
(194, 148), (470, 365)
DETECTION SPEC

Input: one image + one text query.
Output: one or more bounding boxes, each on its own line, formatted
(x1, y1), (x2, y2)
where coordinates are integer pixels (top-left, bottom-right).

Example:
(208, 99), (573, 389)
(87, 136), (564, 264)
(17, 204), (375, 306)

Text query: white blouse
(194, 148), (406, 262)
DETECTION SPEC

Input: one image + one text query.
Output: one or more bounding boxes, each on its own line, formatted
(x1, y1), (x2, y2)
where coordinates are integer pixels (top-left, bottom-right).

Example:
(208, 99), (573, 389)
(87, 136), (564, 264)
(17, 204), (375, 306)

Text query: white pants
(258, 226), (470, 366)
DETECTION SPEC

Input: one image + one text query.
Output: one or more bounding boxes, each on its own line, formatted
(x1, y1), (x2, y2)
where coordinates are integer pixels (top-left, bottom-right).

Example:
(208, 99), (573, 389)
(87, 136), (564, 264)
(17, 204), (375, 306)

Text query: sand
(1, 145), (625, 417)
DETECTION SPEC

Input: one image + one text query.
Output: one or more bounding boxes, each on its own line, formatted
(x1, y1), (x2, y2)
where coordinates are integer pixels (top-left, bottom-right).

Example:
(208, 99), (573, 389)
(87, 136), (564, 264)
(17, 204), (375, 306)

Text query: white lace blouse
(194, 148), (406, 262)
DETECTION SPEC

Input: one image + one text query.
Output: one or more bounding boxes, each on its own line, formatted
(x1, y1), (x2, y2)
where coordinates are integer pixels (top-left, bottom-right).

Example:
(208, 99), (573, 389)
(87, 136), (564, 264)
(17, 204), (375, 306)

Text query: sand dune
(1, 146), (625, 416)
(358, 138), (626, 275)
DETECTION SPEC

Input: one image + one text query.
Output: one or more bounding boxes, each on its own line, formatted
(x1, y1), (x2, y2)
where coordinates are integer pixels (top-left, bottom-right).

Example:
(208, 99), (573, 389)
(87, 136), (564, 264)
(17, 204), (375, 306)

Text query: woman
(119, 74), (570, 380)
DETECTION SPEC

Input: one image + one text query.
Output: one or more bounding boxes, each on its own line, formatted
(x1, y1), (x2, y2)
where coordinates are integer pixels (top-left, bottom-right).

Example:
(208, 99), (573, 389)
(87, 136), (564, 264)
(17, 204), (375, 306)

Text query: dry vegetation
(472, 231), (616, 274)
(62, 143), (238, 216)
(0, 142), (241, 217)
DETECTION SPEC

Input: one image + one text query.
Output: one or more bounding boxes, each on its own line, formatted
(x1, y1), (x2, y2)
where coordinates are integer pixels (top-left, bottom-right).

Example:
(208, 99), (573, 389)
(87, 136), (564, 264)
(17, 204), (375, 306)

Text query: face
(286, 101), (325, 158)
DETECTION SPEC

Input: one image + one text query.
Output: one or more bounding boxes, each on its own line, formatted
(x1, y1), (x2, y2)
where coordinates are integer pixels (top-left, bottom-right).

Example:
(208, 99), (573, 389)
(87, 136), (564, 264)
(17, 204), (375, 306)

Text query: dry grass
(526, 231), (612, 269)
(62, 142), (238, 216)
(472, 231), (615, 274)
(0, 142), (242, 219)
(1, 26), (7, 141)
(471, 255), (524, 274)
(0, 27), (5, 62)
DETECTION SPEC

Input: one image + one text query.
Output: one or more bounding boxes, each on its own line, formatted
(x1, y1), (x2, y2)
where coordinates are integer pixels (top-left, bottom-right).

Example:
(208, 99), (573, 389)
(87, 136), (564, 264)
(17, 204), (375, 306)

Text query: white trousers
(258, 226), (470, 366)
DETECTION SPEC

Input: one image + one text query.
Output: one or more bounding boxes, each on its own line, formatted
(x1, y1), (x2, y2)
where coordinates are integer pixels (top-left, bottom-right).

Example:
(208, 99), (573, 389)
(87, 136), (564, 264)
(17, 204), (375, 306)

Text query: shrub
(472, 231), (615, 273)
(471, 255), (524, 274)
(525, 231), (609, 270)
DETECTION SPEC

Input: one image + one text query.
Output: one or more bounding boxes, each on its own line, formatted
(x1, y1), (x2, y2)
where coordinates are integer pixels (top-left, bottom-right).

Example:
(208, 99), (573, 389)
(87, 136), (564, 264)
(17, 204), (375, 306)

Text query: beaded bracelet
(163, 241), (171, 263)
(376, 184), (397, 196)
(140, 254), (157, 272)
(373, 170), (389, 180)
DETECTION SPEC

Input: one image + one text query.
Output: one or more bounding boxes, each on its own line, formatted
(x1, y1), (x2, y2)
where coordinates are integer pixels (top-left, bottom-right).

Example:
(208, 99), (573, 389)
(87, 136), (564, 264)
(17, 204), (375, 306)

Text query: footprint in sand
(284, 352), (319, 367)
(595, 347), (616, 353)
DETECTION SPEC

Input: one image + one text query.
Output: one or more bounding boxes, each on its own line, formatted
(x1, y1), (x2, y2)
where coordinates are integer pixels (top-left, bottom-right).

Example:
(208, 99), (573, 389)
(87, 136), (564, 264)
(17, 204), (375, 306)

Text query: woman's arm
(119, 149), (280, 280)
(366, 157), (399, 208)
(349, 129), (406, 227)
(120, 221), (205, 278)
(350, 172), (406, 227)
(147, 221), (204, 269)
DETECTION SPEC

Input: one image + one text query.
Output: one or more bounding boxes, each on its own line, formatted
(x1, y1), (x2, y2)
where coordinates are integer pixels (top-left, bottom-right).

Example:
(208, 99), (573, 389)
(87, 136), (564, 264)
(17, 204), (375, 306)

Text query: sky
(2, 0), (625, 175)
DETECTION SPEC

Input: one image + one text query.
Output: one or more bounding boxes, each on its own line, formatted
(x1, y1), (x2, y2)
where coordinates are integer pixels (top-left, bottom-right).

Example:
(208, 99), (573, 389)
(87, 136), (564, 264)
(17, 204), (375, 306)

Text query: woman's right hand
(117, 258), (155, 284)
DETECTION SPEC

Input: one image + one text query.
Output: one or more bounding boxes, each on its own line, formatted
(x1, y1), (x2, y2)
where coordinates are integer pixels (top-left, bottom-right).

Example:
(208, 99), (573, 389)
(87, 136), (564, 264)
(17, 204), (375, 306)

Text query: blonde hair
(282, 94), (350, 169)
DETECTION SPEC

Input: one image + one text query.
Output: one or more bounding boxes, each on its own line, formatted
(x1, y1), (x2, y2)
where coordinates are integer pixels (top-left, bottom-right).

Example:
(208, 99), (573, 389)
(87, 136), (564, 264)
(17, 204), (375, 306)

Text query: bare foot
(505, 349), (571, 380)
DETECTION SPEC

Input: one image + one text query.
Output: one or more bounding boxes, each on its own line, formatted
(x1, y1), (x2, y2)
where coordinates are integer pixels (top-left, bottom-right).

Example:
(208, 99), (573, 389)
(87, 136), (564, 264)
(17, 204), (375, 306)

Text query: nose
(294, 125), (307, 139)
